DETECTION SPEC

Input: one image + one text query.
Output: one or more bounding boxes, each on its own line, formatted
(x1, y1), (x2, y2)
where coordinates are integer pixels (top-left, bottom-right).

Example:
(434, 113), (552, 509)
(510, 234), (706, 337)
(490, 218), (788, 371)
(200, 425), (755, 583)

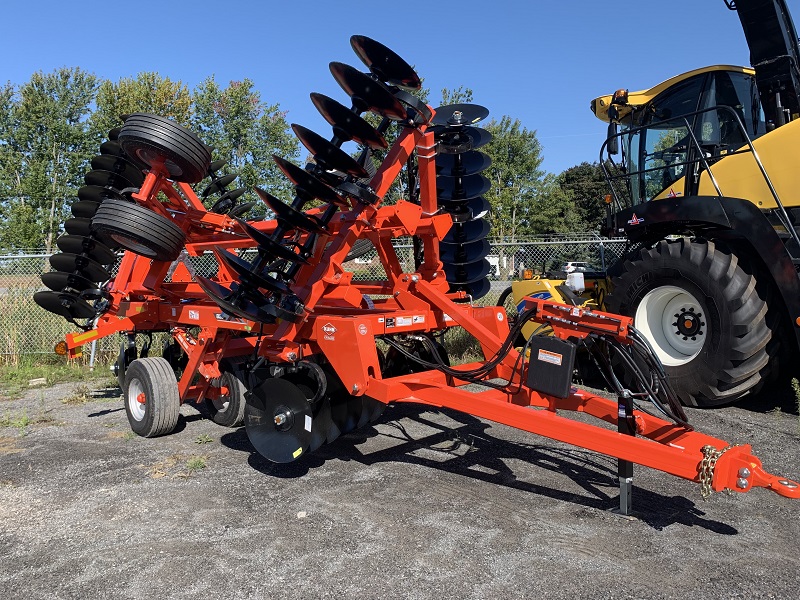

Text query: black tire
(204, 370), (247, 427)
(91, 199), (186, 262)
(606, 238), (772, 407)
(124, 357), (180, 437)
(118, 113), (211, 183)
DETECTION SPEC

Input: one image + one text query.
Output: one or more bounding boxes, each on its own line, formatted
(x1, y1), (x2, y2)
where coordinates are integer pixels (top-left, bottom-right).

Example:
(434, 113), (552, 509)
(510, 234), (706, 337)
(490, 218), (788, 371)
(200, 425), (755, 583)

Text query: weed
(194, 434), (213, 444)
(185, 455), (207, 473)
(62, 383), (92, 405)
(122, 431), (137, 441)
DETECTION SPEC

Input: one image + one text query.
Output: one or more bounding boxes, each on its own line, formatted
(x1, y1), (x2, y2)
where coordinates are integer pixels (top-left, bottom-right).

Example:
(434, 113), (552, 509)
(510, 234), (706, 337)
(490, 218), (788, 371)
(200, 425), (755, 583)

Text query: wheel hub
(673, 307), (704, 339)
(635, 285), (706, 367)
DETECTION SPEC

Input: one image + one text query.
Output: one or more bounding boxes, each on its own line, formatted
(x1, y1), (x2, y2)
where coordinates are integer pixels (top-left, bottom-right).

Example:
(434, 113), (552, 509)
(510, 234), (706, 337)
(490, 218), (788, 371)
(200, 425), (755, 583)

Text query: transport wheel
(118, 113), (211, 184)
(124, 357), (180, 437)
(91, 199), (186, 262)
(205, 369), (247, 428)
(606, 237), (772, 407)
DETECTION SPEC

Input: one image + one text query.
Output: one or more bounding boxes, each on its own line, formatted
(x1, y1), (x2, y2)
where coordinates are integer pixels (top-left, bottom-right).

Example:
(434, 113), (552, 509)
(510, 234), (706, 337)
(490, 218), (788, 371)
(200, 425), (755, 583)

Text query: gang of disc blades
(215, 246), (290, 295)
(433, 125), (492, 153)
(435, 151), (491, 177)
(210, 187), (246, 213)
(234, 218), (309, 265)
(292, 124), (369, 179)
(350, 35), (421, 90)
(450, 276), (491, 300)
(201, 173), (238, 198)
(84, 169), (137, 191)
(49, 253), (111, 282)
(308, 397), (333, 453)
(245, 377), (312, 463)
(56, 234), (116, 265)
(310, 93), (387, 150)
(255, 186), (326, 234)
(70, 200), (101, 219)
(436, 173), (491, 202)
(41, 270), (97, 293)
(439, 238), (491, 266)
(330, 394), (360, 435)
(444, 258), (491, 286)
(431, 103), (489, 126)
(90, 155), (145, 186)
(443, 218), (491, 245)
(272, 156), (343, 206)
(329, 62), (407, 121)
(34, 290), (95, 321)
(64, 217), (92, 237)
(100, 140), (124, 157)
(227, 201), (255, 218)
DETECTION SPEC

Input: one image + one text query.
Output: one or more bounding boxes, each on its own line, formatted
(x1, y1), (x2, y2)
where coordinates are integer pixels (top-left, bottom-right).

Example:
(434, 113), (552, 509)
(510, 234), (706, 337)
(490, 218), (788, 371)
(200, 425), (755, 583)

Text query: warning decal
(537, 349), (563, 366)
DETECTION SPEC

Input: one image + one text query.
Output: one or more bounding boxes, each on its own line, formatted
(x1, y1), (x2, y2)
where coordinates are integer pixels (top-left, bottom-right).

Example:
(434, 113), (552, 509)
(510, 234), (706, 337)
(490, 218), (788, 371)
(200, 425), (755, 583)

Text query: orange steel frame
(62, 116), (800, 500)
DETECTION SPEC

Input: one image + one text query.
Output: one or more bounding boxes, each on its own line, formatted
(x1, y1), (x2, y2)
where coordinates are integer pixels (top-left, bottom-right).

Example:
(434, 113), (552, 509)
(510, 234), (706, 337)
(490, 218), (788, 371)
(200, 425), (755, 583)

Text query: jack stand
(613, 389), (635, 517)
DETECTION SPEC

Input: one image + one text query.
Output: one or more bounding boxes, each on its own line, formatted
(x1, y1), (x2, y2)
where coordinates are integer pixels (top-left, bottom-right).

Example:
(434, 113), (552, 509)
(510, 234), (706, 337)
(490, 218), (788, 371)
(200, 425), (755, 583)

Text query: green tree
(91, 72), (192, 136)
(0, 68), (99, 251)
(440, 86), (473, 105)
(557, 161), (609, 231)
(191, 77), (299, 205)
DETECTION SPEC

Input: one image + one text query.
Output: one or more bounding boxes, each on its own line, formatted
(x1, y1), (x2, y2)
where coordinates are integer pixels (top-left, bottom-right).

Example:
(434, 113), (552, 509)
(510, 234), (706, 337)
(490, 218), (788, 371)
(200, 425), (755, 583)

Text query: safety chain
(699, 444), (736, 499)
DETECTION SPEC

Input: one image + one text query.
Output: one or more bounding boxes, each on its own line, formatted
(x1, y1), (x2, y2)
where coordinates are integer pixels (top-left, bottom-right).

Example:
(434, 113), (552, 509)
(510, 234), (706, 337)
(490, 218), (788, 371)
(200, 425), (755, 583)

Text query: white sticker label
(189, 310), (199, 321)
(304, 415), (312, 432)
(378, 317), (385, 323)
(443, 313), (453, 322)
(412, 315), (425, 324)
(396, 316), (412, 327)
(537, 349), (563, 366)
(358, 324), (368, 335)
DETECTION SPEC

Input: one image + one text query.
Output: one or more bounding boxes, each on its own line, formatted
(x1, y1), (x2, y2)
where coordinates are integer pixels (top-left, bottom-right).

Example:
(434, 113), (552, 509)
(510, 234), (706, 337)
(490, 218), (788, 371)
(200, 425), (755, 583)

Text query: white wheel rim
(635, 285), (706, 367)
(211, 378), (230, 413)
(127, 377), (147, 421)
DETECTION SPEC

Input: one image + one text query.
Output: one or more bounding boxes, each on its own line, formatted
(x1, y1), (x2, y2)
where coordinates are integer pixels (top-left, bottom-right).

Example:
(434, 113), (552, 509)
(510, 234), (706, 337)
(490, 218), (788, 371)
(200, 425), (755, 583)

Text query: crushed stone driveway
(1, 380), (799, 599)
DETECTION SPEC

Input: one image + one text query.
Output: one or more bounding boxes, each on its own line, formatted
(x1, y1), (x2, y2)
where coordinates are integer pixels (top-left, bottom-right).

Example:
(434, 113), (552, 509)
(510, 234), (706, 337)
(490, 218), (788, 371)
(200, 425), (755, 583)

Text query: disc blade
(329, 62), (407, 121)
(100, 140), (124, 157)
(108, 126), (122, 141)
(78, 185), (126, 203)
(195, 276), (272, 323)
(364, 396), (386, 423)
(90, 155), (145, 187)
(433, 125), (492, 153)
(215, 247), (290, 295)
(350, 35), (421, 90)
(309, 397), (332, 453)
(443, 219), (491, 245)
(64, 217), (92, 237)
(272, 156), (343, 206)
(255, 186), (326, 234)
(56, 234), (116, 265)
(431, 103), (490, 126)
(310, 93), (387, 150)
(41, 271), (97, 293)
(71, 200), (101, 219)
(201, 173), (237, 198)
(235, 218), (309, 265)
(210, 187), (246, 214)
(84, 169), (137, 191)
(444, 258), (491, 286)
(435, 151), (491, 177)
(227, 201), (256, 218)
(437, 174), (491, 202)
(439, 238), (491, 266)
(330, 395), (359, 435)
(209, 159), (227, 173)
(49, 253), (111, 282)
(34, 290), (95, 320)
(292, 124), (369, 178)
(245, 377), (312, 463)
(450, 276), (491, 300)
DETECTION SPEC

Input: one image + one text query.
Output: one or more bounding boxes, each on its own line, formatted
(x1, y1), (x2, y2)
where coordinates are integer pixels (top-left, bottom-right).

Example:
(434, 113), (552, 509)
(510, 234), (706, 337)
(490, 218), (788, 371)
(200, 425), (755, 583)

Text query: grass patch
(194, 434), (213, 445)
(792, 378), (800, 432)
(0, 357), (115, 402)
(0, 407), (54, 434)
(185, 455), (207, 473)
(143, 453), (208, 479)
(441, 326), (484, 365)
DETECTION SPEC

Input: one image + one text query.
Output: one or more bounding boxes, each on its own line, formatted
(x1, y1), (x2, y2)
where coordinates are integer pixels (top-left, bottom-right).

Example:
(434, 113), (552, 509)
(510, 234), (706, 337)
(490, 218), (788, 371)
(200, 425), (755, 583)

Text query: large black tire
(118, 113), (211, 183)
(606, 238), (773, 407)
(124, 357), (180, 437)
(204, 370), (247, 427)
(91, 199), (186, 262)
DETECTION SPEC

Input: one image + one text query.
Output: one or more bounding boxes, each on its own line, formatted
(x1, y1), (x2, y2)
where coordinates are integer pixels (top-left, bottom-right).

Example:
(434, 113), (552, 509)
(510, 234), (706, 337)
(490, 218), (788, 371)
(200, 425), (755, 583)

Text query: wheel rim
(127, 377), (147, 421)
(635, 285), (706, 367)
(211, 379), (230, 414)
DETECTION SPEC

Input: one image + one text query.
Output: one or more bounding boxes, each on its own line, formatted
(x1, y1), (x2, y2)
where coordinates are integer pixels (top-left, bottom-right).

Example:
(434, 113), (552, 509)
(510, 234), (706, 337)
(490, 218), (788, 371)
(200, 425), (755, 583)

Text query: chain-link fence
(1, 235), (627, 360)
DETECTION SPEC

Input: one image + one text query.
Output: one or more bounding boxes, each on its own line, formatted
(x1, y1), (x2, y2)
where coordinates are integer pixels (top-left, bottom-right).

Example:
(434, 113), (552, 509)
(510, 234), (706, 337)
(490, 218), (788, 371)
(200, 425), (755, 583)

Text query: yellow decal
(72, 330), (99, 344)
(292, 447), (303, 459)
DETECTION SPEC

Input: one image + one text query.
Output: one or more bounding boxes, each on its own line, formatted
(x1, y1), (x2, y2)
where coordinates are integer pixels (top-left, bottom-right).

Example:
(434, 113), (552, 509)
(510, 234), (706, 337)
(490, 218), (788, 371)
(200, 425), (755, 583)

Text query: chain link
(699, 444), (737, 499)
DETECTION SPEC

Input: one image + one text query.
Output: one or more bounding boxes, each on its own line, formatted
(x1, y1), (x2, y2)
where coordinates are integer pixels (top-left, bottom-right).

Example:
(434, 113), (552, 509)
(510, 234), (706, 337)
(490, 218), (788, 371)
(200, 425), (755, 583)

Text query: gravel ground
(1, 379), (798, 599)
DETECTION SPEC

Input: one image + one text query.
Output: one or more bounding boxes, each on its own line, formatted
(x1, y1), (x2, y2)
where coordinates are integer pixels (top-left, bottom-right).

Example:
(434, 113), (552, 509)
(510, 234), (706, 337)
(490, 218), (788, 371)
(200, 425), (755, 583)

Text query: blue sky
(3, 0), (798, 174)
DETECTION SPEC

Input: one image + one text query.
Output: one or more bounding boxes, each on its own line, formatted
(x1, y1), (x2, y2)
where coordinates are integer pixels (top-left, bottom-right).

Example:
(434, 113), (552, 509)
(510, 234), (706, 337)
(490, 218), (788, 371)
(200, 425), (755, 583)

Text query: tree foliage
(557, 161), (609, 231)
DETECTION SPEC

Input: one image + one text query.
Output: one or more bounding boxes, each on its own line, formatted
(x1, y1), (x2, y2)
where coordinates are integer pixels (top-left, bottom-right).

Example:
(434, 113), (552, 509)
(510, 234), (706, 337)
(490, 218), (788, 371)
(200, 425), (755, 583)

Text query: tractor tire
(606, 237), (772, 407)
(118, 113), (211, 184)
(91, 199), (186, 262)
(204, 370), (247, 428)
(123, 357), (180, 437)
